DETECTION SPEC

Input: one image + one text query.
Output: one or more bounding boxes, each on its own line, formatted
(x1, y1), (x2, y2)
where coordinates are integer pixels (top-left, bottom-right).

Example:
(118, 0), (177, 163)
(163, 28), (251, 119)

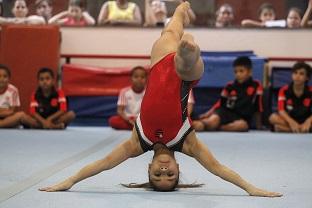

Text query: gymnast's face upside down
(148, 144), (180, 191)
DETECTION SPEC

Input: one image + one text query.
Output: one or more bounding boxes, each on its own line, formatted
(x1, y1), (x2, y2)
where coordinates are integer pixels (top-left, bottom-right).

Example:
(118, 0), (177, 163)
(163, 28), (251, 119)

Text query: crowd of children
(0, 0), (312, 28)
(1, 57), (311, 133)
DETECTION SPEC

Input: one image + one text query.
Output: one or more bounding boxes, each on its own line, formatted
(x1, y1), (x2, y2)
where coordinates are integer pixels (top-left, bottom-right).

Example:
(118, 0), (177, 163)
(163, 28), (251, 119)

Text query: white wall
(60, 27), (312, 67)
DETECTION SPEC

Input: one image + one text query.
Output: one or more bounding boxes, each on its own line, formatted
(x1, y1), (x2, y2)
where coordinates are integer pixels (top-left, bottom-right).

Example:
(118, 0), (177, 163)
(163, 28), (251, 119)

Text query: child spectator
(286, 7), (302, 28)
(215, 4), (234, 28)
(192, 56), (263, 132)
(241, 3), (277, 27)
(49, 0), (95, 26)
(109, 66), (147, 130)
(98, 0), (142, 26)
(0, 0), (45, 25)
(301, 0), (312, 27)
(35, 0), (53, 22)
(25, 68), (75, 129)
(269, 62), (312, 133)
(144, 0), (168, 27)
(0, 64), (30, 128)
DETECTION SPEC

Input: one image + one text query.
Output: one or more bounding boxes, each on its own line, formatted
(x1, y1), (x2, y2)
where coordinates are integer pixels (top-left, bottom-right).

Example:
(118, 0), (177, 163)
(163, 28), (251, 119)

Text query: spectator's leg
(20, 113), (42, 128)
(192, 120), (205, 131)
(220, 119), (249, 132)
(55, 111), (76, 127)
(193, 114), (221, 131)
(0, 112), (26, 128)
(108, 115), (133, 130)
(203, 114), (221, 131)
(269, 113), (291, 132)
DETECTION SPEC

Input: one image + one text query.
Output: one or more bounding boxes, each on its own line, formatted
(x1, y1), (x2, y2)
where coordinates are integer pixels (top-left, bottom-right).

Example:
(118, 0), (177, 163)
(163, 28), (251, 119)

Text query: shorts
(214, 107), (248, 125)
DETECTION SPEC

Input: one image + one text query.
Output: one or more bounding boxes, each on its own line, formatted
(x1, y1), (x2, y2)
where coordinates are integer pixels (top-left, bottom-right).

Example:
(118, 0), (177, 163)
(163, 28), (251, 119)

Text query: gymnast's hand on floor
(39, 179), (74, 192)
(247, 187), (282, 197)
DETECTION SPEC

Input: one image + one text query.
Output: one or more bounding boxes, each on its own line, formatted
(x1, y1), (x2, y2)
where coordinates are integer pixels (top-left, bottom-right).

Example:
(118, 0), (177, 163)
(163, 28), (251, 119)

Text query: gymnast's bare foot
(175, 1), (191, 26)
(176, 33), (200, 70)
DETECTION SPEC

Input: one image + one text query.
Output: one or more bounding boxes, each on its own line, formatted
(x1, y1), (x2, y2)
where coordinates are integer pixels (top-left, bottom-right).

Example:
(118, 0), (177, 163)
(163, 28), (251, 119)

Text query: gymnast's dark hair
(122, 174), (203, 192)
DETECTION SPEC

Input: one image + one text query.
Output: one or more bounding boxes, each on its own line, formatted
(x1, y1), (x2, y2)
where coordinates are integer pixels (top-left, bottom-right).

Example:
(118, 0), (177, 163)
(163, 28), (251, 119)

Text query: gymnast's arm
(39, 130), (144, 192)
(182, 131), (282, 197)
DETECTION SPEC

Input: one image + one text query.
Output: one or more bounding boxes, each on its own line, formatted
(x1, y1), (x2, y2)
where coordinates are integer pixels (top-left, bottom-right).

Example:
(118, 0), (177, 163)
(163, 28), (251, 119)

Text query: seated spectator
(192, 56), (263, 132)
(24, 68), (75, 129)
(269, 62), (312, 133)
(35, 0), (53, 23)
(286, 7), (302, 28)
(241, 3), (277, 27)
(301, 0), (312, 27)
(98, 0), (142, 26)
(215, 3), (234, 28)
(109, 66), (147, 130)
(49, 0), (95, 26)
(0, 0), (45, 25)
(144, 0), (195, 27)
(0, 64), (31, 128)
(144, 0), (167, 27)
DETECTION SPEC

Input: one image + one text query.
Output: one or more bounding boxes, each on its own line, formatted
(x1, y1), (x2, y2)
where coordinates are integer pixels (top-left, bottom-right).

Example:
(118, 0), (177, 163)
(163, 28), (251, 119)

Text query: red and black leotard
(135, 53), (198, 152)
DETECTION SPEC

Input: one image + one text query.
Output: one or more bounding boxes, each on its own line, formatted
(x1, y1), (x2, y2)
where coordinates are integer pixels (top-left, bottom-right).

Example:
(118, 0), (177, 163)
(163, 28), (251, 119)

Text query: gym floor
(0, 127), (311, 208)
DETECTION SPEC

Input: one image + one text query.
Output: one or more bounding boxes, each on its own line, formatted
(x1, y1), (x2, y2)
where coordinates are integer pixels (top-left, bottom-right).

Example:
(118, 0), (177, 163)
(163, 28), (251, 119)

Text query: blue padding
(192, 87), (222, 117)
(201, 50), (255, 57)
(198, 56), (265, 87)
(68, 96), (118, 116)
(68, 96), (118, 126)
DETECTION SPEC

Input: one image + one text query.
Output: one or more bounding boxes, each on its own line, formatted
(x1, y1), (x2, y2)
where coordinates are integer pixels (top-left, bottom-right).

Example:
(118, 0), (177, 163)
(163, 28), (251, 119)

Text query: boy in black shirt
(25, 68), (75, 129)
(193, 56), (263, 131)
(269, 62), (312, 133)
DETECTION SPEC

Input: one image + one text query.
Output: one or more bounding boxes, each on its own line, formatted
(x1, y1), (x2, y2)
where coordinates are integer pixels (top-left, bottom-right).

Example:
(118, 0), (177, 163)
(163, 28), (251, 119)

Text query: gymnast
(40, 2), (282, 197)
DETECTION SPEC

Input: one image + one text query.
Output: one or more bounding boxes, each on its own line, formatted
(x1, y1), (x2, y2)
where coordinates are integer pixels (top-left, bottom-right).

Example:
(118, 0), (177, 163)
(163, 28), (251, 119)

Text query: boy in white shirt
(109, 66), (147, 130)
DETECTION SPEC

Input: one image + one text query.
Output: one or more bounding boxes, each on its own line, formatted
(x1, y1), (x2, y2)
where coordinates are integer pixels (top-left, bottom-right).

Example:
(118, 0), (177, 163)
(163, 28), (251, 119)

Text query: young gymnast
(40, 2), (282, 197)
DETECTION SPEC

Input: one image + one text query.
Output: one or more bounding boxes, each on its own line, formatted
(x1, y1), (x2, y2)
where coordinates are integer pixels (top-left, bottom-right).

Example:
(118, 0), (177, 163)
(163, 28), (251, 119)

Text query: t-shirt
(0, 84), (20, 108)
(117, 86), (145, 117)
(107, 1), (136, 21)
(212, 77), (263, 121)
(63, 17), (88, 26)
(30, 88), (67, 118)
(278, 83), (312, 123)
